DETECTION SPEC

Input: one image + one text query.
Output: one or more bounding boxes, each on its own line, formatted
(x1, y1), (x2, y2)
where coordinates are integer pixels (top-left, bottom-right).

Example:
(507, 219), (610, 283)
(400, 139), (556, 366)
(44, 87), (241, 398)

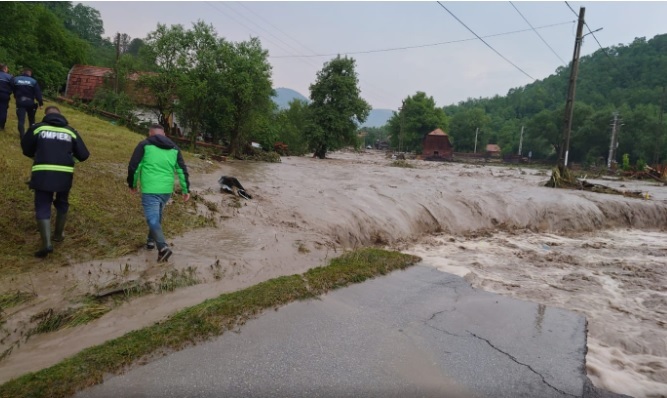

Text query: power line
(436, 1), (536, 81)
(564, 2), (615, 63)
(509, 1), (567, 65)
(235, 2), (320, 56)
(206, 1), (395, 107)
(271, 20), (574, 59)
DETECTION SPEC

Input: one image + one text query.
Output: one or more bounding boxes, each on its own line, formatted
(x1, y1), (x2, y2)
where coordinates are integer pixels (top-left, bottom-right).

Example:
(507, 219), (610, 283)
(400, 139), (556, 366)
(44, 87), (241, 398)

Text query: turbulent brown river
(1, 151), (666, 397)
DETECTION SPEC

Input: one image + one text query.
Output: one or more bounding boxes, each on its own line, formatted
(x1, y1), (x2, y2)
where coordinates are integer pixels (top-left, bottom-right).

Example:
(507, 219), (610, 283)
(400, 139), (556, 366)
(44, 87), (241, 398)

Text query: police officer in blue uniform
(0, 64), (12, 131)
(13, 68), (43, 138)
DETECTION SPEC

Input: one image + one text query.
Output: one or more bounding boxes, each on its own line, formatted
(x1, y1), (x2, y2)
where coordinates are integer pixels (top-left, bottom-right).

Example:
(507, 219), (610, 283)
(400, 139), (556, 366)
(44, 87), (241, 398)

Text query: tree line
(0, 1), (371, 159)
(3, 1), (665, 164)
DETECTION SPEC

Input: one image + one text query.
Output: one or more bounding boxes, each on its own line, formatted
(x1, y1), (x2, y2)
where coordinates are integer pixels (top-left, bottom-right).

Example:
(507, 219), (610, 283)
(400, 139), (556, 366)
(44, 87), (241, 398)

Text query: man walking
(13, 68), (43, 138)
(0, 64), (12, 131)
(127, 124), (190, 262)
(21, 106), (90, 258)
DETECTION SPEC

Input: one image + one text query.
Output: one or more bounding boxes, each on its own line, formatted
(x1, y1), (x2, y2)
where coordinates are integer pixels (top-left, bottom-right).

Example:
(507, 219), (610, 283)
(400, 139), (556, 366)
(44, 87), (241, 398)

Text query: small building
(486, 144), (502, 158)
(423, 128), (453, 160)
(64, 64), (156, 106)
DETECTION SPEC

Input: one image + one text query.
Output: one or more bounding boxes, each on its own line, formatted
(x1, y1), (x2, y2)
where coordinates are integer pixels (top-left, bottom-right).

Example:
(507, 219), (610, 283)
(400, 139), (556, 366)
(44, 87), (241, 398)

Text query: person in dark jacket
(0, 63), (12, 131)
(21, 106), (90, 257)
(127, 124), (190, 263)
(13, 68), (43, 138)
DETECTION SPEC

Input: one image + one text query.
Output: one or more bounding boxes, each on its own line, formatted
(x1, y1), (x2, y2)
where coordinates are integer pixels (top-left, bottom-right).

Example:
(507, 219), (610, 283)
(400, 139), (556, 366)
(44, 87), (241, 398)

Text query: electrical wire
(271, 20), (574, 59)
(436, 1), (535, 81)
(509, 1), (567, 65)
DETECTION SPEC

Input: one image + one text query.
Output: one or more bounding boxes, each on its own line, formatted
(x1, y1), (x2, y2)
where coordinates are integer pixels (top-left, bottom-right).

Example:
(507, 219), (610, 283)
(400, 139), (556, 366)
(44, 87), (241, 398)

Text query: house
(423, 128), (453, 160)
(486, 144), (501, 158)
(64, 64), (156, 106)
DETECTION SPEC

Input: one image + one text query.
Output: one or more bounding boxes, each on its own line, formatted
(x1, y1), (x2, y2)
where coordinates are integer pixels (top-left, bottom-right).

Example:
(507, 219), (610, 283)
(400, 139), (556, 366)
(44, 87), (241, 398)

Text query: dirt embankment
(1, 151), (666, 394)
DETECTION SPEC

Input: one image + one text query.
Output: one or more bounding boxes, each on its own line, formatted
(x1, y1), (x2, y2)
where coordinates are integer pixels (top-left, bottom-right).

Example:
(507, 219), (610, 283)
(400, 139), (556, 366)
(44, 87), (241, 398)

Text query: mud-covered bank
(1, 151), (666, 395)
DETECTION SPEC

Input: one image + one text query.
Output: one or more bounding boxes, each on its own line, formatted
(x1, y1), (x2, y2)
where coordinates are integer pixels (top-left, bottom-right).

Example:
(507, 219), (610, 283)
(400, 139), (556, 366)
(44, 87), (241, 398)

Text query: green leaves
(387, 91), (448, 153)
(307, 56), (371, 158)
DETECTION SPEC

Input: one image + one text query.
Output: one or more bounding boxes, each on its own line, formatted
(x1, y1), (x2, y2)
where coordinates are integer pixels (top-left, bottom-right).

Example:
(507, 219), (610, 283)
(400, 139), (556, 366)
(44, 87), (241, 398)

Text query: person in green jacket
(127, 124), (190, 262)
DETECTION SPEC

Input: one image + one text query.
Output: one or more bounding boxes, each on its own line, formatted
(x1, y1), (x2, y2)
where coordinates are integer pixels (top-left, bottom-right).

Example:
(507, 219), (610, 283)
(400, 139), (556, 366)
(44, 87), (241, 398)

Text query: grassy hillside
(0, 101), (214, 273)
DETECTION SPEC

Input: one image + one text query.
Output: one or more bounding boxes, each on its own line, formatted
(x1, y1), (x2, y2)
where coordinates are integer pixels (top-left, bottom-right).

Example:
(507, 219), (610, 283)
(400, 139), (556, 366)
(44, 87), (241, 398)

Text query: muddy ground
(1, 150), (666, 397)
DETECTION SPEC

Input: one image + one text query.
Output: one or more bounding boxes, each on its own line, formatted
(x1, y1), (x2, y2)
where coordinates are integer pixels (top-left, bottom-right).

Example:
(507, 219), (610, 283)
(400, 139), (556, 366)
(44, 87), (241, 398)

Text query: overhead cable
(510, 1), (567, 65)
(436, 1), (536, 81)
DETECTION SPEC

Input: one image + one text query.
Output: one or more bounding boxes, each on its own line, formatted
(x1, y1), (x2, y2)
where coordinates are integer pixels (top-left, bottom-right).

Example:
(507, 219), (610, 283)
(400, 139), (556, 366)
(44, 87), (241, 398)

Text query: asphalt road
(78, 265), (622, 398)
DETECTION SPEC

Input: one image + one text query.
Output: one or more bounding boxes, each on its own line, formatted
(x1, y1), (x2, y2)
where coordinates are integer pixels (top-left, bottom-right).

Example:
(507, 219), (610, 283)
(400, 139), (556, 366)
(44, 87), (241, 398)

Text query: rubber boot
(52, 212), (68, 242)
(35, 219), (53, 258)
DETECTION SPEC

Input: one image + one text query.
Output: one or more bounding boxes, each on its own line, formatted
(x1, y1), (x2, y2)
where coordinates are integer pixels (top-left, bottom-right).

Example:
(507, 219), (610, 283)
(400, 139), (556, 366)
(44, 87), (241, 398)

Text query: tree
(448, 107), (490, 152)
(307, 56), (371, 159)
(272, 99), (311, 155)
(387, 92), (448, 153)
(221, 37), (274, 156)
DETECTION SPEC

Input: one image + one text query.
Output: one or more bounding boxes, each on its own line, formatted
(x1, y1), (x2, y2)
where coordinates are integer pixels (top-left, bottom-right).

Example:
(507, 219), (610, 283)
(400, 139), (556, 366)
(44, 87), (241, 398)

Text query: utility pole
(607, 112), (620, 169)
(114, 32), (121, 94)
(655, 86), (666, 164)
(518, 125), (524, 156)
(399, 100), (405, 153)
(474, 127), (479, 153)
(558, 6), (586, 169)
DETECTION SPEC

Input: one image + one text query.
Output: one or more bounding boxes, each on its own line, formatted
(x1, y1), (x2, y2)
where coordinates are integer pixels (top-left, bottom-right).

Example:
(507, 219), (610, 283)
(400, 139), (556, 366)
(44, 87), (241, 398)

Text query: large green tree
(307, 56), (371, 159)
(140, 22), (274, 156)
(387, 92), (448, 153)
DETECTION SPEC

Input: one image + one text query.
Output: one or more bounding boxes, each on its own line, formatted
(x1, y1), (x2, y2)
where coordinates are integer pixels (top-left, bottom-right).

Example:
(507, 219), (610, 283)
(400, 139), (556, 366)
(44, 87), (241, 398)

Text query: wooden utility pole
(558, 6), (586, 169)
(655, 86), (666, 164)
(518, 125), (524, 156)
(114, 32), (121, 94)
(607, 112), (619, 168)
(399, 99), (405, 153)
(474, 127), (479, 153)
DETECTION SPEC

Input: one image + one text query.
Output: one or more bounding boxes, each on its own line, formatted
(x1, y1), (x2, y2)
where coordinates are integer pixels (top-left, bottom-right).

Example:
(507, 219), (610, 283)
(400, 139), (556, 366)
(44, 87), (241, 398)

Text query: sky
(81, 1), (667, 110)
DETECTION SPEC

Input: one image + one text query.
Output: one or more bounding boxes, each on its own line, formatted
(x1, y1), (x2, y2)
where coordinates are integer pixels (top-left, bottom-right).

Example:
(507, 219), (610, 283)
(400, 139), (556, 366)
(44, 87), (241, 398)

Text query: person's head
(0, 64), (7, 73)
(22, 68), (32, 76)
(148, 124), (165, 137)
(44, 106), (61, 115)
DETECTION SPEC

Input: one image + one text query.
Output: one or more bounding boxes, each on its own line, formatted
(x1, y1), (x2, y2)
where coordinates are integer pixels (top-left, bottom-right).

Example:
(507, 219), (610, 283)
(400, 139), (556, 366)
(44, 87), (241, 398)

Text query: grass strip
(0, 248), (420, 398)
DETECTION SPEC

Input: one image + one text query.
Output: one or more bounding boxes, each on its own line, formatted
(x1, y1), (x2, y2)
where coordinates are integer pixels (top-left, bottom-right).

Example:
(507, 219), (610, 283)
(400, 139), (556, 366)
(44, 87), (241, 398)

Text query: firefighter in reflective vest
(21, 106), (90, 257)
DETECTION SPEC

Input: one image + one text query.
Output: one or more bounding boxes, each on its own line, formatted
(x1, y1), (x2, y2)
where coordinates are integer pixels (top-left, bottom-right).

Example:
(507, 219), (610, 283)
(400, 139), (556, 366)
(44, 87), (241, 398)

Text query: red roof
(486, 144), (501, 152)
(427, 128), (448, 136)
(69, 64), (113, 78)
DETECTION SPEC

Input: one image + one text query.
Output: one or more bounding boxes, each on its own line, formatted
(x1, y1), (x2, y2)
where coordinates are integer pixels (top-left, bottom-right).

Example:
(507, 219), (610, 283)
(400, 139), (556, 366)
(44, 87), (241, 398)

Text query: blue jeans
(141, 193), (171, 251)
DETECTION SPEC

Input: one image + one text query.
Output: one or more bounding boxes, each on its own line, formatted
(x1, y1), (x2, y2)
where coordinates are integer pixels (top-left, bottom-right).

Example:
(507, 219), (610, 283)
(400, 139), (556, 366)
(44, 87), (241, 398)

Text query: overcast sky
(81, 1), (667, 110)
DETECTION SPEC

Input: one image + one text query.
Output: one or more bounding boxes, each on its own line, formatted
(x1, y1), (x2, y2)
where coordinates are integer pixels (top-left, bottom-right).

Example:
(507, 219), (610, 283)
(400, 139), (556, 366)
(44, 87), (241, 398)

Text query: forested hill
(444, 34), (667, 165)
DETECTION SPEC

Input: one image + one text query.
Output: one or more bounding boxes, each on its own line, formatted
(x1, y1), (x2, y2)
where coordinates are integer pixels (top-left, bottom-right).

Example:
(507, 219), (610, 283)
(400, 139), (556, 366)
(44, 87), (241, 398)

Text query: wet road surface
(78, 265), (621, 398)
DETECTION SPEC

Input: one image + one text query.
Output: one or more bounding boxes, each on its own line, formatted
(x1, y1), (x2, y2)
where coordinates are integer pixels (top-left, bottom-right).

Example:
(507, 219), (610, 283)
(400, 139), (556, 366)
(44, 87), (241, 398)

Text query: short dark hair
(0, 64), (6, 70)
(45, 106), (61, 115)
(149, 124), (164, 131)
(22, 68), (32, 75)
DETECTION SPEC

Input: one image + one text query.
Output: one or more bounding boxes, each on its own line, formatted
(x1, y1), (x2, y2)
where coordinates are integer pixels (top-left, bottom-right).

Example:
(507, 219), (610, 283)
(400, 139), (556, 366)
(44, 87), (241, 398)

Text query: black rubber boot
(35, 219), (53, 258)
(52, 212), (68, 242)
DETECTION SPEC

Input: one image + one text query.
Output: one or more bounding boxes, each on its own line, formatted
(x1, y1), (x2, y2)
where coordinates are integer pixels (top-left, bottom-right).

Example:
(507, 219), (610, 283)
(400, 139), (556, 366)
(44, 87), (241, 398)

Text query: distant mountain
(272, 87), (309, 109)
(272, 87), (395, 127)
(361, 109), (394, 128)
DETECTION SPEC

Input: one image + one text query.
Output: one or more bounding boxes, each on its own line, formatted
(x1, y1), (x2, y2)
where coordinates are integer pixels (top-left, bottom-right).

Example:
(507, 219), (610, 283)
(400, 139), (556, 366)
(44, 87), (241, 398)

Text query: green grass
(0, 100), (215, 273)
(0, 248), (420, 398)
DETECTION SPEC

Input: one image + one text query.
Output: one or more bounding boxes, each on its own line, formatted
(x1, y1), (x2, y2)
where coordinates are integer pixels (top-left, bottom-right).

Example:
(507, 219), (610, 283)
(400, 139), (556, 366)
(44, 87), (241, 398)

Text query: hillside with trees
(440, 34), (667, 166)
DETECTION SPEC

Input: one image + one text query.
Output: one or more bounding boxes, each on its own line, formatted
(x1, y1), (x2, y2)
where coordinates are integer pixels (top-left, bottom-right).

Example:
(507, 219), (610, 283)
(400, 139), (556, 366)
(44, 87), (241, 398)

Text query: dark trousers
(0, 95), (8, 129)
(17, 105), (37, 138)
(35, 190), (70, 220)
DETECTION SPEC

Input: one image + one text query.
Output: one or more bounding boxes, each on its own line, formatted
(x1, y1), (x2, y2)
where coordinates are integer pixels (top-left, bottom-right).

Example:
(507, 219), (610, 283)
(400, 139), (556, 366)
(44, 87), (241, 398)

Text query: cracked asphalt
(78, 265), (623, 398)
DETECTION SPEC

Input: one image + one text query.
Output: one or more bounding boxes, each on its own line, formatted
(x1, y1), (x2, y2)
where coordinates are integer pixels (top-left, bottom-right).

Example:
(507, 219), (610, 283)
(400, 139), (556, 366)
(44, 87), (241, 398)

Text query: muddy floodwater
(1, 151), (667, 397)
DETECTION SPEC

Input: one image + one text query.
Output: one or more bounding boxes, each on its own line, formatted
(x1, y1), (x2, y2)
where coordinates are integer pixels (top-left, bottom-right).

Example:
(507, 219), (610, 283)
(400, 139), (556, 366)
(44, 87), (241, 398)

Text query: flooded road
(2, 151), (667, 397)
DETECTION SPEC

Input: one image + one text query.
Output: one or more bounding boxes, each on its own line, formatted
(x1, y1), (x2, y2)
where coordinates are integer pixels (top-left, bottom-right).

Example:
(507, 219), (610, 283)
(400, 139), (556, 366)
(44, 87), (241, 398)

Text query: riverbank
(1, 150), (666, 396)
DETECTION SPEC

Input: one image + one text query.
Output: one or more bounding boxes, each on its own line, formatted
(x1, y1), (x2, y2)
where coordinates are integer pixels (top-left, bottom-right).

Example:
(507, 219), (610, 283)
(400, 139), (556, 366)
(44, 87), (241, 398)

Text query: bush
(621, 153), (631, 171)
